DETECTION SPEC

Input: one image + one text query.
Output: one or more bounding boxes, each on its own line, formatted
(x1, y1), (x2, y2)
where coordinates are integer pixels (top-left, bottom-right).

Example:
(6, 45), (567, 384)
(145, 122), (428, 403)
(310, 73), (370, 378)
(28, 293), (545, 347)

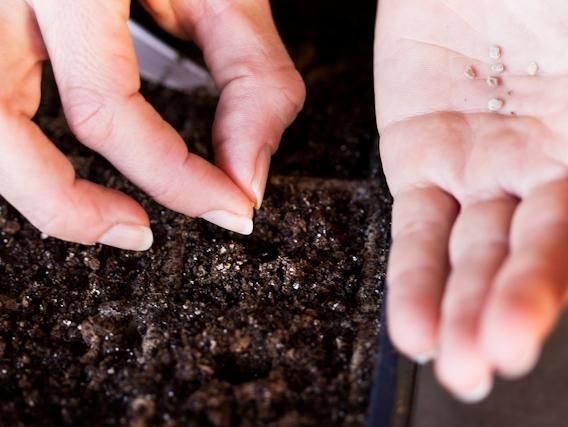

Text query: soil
(0, 1), (392, 426)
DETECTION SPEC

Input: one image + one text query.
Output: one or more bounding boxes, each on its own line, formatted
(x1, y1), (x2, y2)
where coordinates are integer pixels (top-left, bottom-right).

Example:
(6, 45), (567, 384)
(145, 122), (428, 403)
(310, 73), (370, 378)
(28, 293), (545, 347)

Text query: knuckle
(145, 167), (184, 208)
(29, 183), (104, 244)
(145, 154), (208, 215)
(147, 180), (181, 208)
(282, 69), (307, 114)
(62, 86), (115, 150)
(243, 68), (303, 131)
(267, 67), (306, 124)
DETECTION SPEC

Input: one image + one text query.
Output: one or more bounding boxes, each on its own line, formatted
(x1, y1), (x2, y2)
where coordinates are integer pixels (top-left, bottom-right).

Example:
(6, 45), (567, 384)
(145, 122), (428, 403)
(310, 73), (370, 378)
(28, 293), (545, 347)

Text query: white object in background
(128, 20), (216, 93)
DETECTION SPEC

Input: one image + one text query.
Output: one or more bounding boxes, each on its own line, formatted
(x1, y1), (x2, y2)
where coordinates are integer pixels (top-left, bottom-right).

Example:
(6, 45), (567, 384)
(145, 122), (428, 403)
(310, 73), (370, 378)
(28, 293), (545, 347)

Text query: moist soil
(0, 1), (392, 426)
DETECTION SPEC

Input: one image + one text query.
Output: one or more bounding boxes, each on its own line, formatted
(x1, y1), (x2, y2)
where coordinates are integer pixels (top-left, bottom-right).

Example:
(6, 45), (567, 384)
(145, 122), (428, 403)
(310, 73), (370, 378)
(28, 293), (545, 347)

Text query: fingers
(148, 0), (306, 208)
(387, 187), (459, 362)
(0, 104), (152, 250)
(31, 0), (254, 234)
(436, 197), (517, 402)
(481, 180), (568, 378)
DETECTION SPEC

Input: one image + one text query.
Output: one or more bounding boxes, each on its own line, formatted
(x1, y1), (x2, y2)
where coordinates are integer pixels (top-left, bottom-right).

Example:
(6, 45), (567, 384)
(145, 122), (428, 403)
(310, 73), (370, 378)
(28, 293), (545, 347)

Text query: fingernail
(200, 210), (254, 235)
(500, 344), (541, 379)
(414, 351), (437, 365)
(251, 144), (272, 209)
(456, 377), (493, 404)
(98, 224), (153, 251)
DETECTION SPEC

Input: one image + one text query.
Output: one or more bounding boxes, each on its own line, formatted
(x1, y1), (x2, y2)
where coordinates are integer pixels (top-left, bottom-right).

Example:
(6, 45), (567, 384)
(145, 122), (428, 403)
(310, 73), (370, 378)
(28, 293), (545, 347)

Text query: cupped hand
(0, 0), (305, 250)
(375, 0), (568, 402)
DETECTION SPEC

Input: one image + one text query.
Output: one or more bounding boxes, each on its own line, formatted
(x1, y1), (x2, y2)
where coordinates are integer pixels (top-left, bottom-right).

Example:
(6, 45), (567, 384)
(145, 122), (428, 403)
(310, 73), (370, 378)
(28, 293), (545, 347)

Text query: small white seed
(488, 98), (504, 111)
(489, 45), (501, 60)
(490, 63), (505, 74)
(486, 76), (499, 87)
(464, 65), (477, 79)
(527, 61), (539, 76)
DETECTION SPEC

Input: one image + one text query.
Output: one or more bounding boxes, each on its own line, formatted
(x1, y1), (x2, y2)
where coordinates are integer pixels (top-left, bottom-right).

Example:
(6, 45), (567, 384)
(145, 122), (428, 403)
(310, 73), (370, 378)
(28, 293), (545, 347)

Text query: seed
(488, 98), (504, 111)
(489, 45), (501, 60)
(527, 61), (539, 76)
(486, 76), (499, 87)
(490, 63), (505, 74)
(464, 65), (476, 79)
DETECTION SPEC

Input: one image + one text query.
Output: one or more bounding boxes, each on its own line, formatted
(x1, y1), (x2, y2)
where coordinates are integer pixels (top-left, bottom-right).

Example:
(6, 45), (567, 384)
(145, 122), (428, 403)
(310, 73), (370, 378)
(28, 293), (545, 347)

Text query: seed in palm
(489, 45), (501, 60)
(464, 65), (477, 79)
(491, 63), (505, 74)
(486, 76), (499, 88)
(527, 61), (539, 76)
(488, 98), (504, 112)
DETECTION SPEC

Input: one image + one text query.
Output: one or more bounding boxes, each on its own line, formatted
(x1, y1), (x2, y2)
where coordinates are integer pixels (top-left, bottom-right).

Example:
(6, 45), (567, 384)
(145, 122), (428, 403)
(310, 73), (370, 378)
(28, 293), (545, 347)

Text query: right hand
(0, 0), (305, 250)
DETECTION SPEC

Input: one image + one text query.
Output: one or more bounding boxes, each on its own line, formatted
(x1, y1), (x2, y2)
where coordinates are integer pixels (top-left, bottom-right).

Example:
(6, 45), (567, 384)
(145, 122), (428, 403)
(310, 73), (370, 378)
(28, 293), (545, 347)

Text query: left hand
(375, 0), (568, 402)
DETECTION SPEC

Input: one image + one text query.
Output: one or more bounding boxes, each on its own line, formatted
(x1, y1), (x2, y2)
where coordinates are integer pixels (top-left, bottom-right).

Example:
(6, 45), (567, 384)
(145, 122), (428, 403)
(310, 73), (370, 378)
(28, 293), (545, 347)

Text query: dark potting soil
(0, 0), (392, 426)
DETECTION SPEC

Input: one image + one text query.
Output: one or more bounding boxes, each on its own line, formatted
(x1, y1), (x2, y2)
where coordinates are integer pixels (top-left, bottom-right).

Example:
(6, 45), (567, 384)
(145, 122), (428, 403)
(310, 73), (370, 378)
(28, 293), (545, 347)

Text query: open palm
(375, 0), (568, 401)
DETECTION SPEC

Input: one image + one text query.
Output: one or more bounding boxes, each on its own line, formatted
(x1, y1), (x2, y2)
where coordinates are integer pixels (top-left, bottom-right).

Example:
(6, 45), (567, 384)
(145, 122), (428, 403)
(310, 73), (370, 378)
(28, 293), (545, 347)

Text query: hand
(375, 0), (568, 401)
(0, 0), (305, 250)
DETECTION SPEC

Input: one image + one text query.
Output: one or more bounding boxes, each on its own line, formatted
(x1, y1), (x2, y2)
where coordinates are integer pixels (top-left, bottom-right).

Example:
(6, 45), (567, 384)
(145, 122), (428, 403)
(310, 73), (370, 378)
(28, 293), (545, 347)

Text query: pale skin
(0, 0), (305, 250)
(2, 0), (566, 405)
(375, 0), (568, 402)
